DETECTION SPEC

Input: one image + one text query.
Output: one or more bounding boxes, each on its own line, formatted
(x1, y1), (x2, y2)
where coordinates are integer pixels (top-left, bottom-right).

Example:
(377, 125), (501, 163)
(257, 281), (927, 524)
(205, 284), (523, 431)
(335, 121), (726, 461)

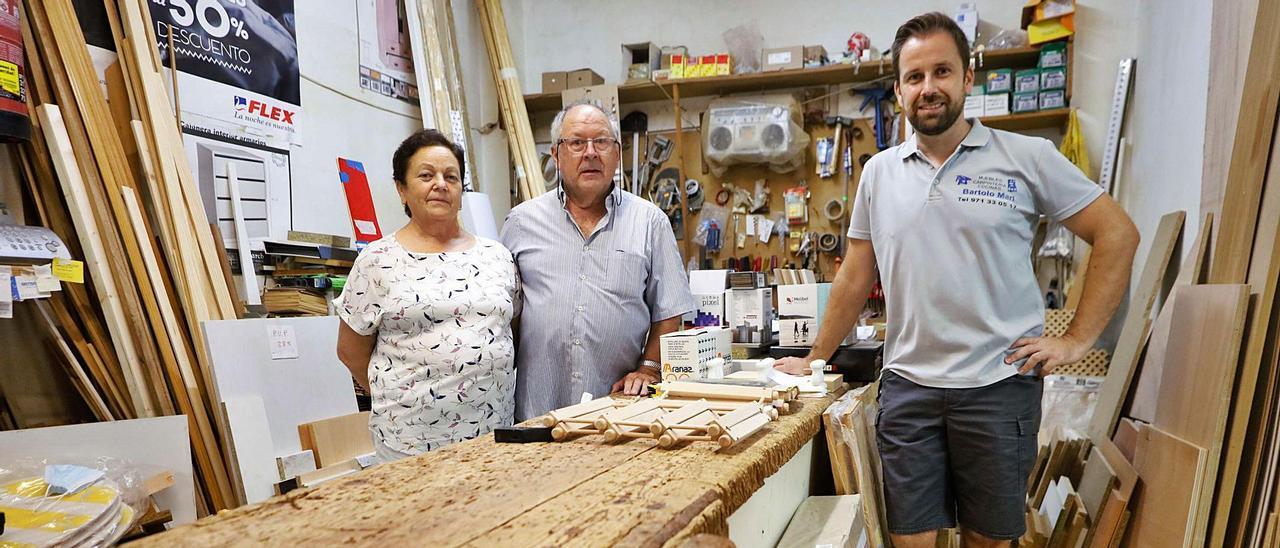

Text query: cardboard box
(622, 42), (661, 82)
(984, 93), (1010, 116)
(964, 95), (985, 118)
(541, 71), (568, 93)
(955, 3), (979, 45)
(1015, 69), (1041, 94)
(687, 270), (730, 327)
(683, 56), (701, 79)
(803, 45), (828, 68)
(762, 46), (804, 72)
(670, 54), (686, 79)
(778, 283), (831, 320)
(1013, 91), (1040, 113)
(660, 327), (731, 382)
(1040, 66), (1067, 90)
(567, 68), (604, 89)
(716, 53), (732, 76)
(1039, 42), (1068, 68)
(778, 283), (854, 347)
(727, 288), (773, 345)
(699, 55), (718, 78)
(1039, 89), (1066, 110)
(986, 69), (1013, 93)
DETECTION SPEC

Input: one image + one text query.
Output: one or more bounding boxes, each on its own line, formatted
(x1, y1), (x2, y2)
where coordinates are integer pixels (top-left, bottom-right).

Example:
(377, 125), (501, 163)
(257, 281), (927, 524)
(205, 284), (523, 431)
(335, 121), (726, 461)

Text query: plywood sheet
(222, 396), (280, 504)
(298, 412), (373, 468)
(201, 317), (358, 458)
(1127, 425), (1207, 548)
(1150, 285), (1249, 545)
(1089, 211), (1185, 441)
(1151, 285), (1249, 446)
(0, 416), (196, 524)
(1078, 447), (1117, 519)
(1130, 213), (1216, 423)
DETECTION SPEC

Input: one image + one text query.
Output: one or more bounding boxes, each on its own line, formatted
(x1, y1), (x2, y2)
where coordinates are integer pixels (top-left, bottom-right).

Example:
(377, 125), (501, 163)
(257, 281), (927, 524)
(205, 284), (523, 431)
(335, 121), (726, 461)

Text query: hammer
(826, 116), (854, 256)
(824, 116), (853, 169)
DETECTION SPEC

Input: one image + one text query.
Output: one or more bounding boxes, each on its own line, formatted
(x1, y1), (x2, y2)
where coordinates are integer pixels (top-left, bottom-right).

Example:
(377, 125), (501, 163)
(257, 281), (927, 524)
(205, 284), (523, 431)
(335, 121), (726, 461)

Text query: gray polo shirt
(849, 120), (1103, 388)
(501, 184), (695, 420)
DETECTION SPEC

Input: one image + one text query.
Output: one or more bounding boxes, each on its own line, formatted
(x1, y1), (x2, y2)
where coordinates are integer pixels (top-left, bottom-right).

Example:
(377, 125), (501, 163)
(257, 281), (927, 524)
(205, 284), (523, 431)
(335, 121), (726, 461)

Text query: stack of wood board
(262, 288), (329, 316)
(17, 0), (242, 513)
(475, 0), (544, 202)
(405, 0), (479, 188)
(822, 383), (886, 548)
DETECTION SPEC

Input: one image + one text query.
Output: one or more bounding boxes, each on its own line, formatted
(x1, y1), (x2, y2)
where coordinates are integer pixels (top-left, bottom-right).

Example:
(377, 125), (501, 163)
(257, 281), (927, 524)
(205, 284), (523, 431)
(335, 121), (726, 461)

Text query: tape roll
(716, 188), (732, 206)
(817, 233), (840, 252)
(823, 198), (846, 221)
(686, 179), (701, 197)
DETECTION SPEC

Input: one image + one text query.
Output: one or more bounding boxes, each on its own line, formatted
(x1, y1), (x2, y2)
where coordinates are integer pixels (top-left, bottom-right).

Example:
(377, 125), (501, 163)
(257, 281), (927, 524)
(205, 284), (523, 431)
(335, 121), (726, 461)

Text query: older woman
(335, 129), (518, 461)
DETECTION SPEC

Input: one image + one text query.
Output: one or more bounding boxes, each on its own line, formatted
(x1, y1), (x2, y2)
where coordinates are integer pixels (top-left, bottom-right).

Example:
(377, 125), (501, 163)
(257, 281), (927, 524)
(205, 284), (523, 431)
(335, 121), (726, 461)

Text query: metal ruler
(1099, 58), (1135, 194)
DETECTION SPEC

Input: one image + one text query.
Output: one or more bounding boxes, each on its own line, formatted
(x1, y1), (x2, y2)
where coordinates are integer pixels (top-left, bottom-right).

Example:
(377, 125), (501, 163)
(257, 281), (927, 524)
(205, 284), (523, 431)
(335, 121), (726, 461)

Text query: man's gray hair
(549, 100), (622, 144)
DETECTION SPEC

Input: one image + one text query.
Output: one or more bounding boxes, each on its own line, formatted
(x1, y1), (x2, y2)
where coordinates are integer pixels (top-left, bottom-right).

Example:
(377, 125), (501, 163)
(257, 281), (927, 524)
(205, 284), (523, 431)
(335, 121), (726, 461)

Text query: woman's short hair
(392, 129), (466, 217)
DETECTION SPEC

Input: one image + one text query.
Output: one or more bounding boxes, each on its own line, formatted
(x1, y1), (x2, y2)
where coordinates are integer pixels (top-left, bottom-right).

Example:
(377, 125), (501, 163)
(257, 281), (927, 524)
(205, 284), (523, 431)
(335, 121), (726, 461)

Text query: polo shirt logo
(956, 175), (971, 185)
(1008, 179), (1019, 192)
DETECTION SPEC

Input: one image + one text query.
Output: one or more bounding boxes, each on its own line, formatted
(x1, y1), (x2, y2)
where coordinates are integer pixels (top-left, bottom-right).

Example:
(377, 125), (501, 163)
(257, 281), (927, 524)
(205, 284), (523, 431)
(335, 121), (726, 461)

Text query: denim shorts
(875, 369), (1042, 539)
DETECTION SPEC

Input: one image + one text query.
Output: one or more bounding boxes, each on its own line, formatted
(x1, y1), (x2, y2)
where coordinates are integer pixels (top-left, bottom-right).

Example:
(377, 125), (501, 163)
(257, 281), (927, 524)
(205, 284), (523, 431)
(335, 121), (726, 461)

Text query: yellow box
(670, 54), (685, 79)
(716, 53), (731, 76)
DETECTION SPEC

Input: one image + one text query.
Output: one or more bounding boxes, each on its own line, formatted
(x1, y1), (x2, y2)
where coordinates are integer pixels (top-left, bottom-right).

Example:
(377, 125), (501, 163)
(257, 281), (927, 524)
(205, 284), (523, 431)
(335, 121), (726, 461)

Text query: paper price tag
(35, 264), (61, 292)
(0, 61), (19, 96)
(269, 324), (299, 360)
(52, 259), (85, 283)
(0, 272), (11, 304)
(758, 218), (776, 244)
(15, 275), (42, 300)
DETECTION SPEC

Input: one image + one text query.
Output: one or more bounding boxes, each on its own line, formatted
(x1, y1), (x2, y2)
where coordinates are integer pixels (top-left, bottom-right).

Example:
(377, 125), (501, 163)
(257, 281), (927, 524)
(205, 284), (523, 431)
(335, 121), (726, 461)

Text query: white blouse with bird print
(335, 234), (518, 454)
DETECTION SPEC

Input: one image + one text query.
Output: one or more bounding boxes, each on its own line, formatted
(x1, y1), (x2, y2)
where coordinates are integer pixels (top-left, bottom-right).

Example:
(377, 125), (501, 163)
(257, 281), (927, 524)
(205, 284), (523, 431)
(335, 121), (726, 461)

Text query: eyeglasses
(556, 137), (618, 154)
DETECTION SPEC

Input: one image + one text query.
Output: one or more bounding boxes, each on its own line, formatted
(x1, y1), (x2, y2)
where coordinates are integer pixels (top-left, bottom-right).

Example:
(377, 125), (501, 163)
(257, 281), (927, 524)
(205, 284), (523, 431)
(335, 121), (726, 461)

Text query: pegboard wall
(628, 117), (879, 282)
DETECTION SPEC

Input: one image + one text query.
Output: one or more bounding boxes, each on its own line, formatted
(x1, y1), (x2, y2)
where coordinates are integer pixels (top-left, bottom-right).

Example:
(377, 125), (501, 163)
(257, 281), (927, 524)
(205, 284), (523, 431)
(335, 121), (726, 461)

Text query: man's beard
(908, 92), (964, 136)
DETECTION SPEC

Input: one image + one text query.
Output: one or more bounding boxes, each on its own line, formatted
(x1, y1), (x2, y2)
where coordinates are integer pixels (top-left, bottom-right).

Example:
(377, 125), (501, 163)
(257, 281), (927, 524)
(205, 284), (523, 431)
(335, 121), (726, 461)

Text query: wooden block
(1095, 439), (1138, 502)
(1047, 491), (1080, 548)
(1078, 447), (1118, 519)
(276, 450), (317, 481)
(1089, 211), (1185, 441)
(295, 458), (365, 488)
(143, 469), (176, 496)
(1113, 419), (1140, 463)
(1087, 490), (1129, 548)
(298, 412), (373, 469)
(1126, 424), (1208, 547)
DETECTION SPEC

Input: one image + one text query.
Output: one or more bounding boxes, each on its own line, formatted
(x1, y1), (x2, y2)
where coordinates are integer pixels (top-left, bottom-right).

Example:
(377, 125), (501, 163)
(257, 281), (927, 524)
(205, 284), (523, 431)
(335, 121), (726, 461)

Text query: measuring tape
(1098, 59), (1135, 194)
(823, 198), (846, 221)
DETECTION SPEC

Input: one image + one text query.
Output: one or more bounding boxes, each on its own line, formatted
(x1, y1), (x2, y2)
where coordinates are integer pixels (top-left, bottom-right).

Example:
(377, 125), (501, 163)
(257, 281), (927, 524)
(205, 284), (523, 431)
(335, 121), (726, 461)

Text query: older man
(501, 101), (695, 421)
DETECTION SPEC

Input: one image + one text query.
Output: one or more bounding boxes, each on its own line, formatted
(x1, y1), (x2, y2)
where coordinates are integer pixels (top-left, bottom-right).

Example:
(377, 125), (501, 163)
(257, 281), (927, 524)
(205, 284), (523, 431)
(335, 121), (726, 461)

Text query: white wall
(292, 2), (425, 240)
(1114, 0), (1213, 284)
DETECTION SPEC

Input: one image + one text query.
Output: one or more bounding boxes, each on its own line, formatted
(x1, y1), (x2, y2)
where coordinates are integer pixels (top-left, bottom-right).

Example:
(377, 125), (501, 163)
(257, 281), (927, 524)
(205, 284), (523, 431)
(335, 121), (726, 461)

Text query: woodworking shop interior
(3, 0), (1280, 546)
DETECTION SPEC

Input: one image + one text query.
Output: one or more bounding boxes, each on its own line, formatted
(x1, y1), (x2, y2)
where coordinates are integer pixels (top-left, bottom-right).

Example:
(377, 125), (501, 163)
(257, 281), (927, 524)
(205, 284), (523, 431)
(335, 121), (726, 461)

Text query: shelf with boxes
(963, 41), (1071, 125)
(525, 45), (1049, 111)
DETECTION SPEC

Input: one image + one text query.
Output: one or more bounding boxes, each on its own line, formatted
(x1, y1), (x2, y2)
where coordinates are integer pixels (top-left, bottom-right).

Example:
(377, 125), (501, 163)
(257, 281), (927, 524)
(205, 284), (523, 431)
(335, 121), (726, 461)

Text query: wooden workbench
(133, 389), (843, 547)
